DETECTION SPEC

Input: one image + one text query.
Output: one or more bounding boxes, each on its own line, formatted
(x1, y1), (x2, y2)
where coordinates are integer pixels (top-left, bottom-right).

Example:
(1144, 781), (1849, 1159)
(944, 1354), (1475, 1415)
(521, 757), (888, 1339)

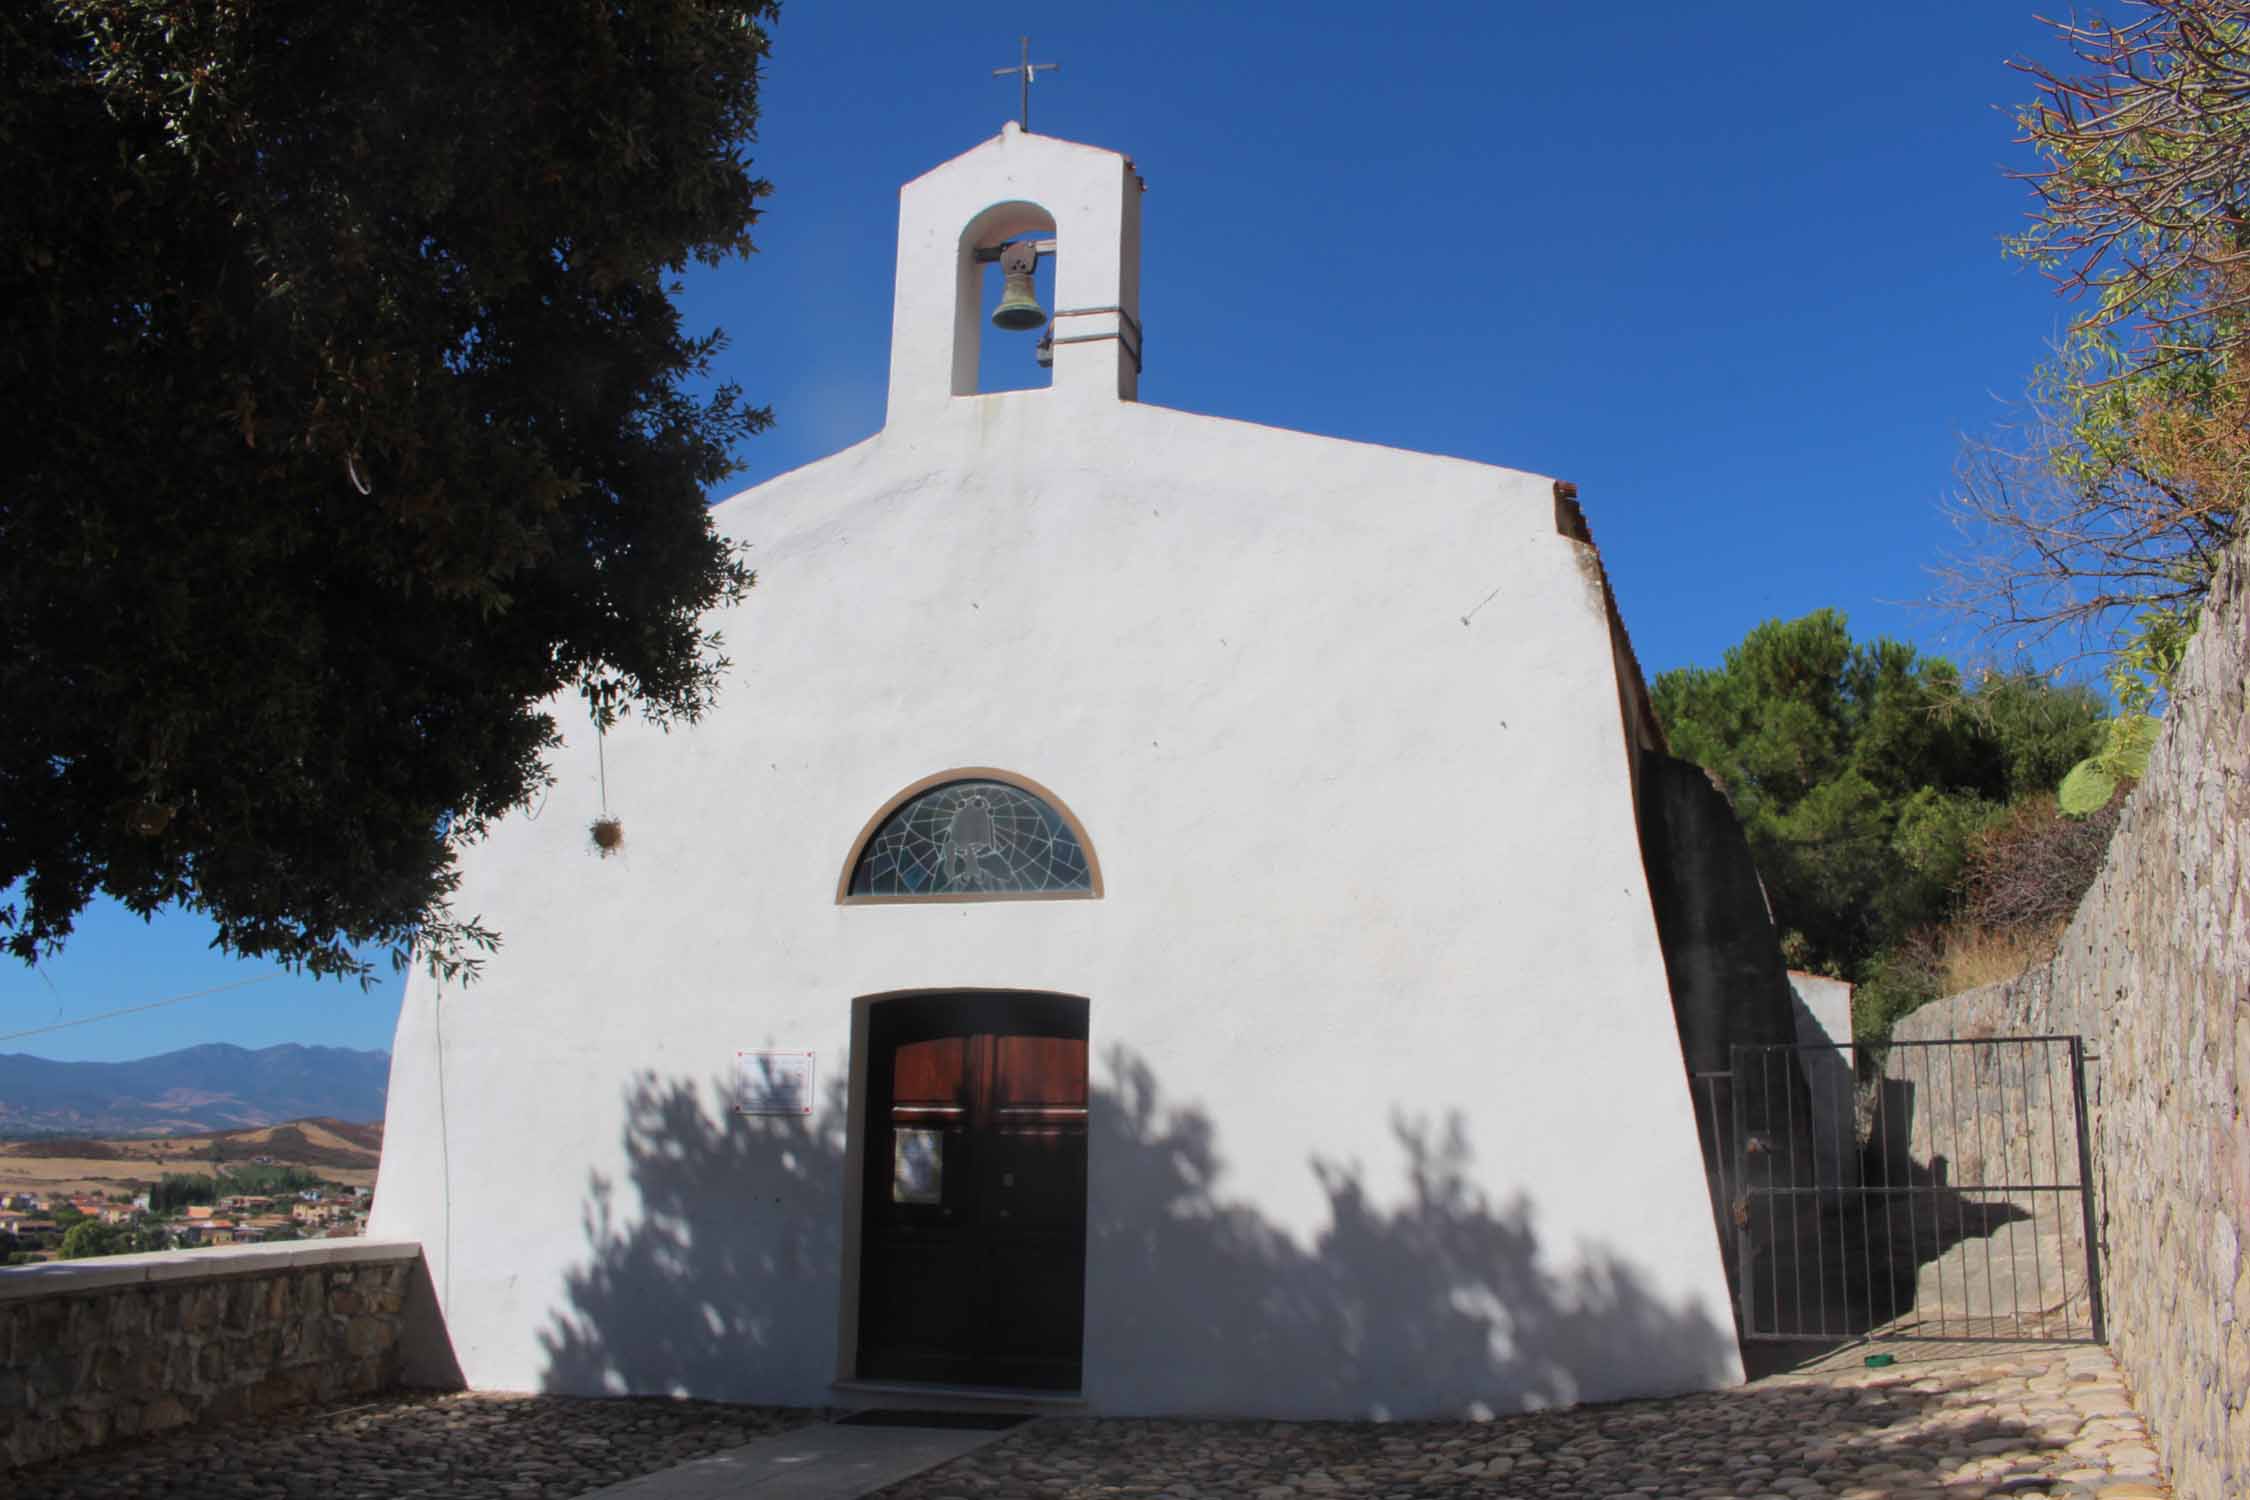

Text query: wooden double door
(856, 993), (1088, 1390)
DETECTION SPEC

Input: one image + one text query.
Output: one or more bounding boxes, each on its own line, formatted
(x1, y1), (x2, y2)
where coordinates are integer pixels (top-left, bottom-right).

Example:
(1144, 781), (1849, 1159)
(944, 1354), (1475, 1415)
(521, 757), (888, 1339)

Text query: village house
(374, 124), (1749, 1419)
(178, 1218), (237, 1248)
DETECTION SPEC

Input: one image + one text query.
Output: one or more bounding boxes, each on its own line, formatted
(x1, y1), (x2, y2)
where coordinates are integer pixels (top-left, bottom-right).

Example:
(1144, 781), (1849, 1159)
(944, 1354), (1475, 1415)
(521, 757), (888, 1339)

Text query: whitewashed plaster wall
(371, 127), (1741, 1419)
(1787, 972), (1854, 1056)
(1787, 971), (1858, 1192)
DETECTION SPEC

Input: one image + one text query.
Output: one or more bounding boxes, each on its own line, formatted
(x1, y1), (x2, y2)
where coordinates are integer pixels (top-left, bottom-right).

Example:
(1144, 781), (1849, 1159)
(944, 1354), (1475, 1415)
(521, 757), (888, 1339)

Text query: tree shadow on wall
(537, 1072), (852, 1403)
(539, 1046), (1740, 1417)
(1085, 1049), (1742, 1415)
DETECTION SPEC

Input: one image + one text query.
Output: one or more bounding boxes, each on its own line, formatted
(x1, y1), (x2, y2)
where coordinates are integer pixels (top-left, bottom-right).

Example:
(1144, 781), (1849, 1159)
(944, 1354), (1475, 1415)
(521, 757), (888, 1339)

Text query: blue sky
(6, 3), (2087, 1063)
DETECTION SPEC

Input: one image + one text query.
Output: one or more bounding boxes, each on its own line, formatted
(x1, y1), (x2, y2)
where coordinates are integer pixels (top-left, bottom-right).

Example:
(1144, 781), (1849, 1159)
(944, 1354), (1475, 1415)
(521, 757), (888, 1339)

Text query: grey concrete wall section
(1787, 975), (1858, 1194)
(0, 1240), (421, 1470)
(1634, 749), (1828, 1337)
(1636, 751), (1805, 1076)
(1894, 530), (2250, 1500)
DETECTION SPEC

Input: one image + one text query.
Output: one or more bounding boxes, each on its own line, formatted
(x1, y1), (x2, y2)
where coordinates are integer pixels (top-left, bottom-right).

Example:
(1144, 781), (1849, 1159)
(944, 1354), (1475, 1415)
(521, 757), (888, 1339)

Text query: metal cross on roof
(992, 36), (1057, 131)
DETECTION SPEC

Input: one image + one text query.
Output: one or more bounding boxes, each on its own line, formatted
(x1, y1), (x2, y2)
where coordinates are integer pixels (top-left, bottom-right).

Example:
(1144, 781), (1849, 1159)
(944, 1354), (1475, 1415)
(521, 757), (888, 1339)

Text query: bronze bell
(990, 241), (1047, 331)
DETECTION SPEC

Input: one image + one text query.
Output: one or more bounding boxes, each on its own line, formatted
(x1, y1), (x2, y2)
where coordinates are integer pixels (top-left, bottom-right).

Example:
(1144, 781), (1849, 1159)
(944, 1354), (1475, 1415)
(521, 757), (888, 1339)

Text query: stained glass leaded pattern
(848, 779), (1093, 897)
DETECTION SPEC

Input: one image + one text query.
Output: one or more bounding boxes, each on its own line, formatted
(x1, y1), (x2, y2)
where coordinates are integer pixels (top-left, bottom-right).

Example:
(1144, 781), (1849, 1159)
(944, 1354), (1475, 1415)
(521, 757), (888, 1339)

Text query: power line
(0, 973), (288, 1045)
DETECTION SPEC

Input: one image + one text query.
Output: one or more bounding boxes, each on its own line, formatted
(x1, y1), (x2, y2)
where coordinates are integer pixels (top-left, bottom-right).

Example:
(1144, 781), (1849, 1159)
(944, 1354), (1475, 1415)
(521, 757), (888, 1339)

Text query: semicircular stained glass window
(848, 778), (1093, 898)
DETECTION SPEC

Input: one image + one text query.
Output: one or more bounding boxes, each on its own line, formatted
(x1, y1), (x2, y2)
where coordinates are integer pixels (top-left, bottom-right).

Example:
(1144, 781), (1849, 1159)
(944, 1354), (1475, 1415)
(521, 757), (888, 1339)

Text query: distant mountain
(0, 1043), (389, 1138)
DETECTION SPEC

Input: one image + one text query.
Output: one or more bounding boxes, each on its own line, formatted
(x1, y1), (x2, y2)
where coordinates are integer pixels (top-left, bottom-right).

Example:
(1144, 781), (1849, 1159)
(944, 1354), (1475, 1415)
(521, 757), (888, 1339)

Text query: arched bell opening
(954, 201), (1057, 395)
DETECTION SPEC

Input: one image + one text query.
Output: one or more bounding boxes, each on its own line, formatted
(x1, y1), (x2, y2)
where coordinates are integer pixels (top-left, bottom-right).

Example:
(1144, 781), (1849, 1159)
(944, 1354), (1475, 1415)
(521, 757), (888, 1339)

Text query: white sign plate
(734, 1050), (814, 1116)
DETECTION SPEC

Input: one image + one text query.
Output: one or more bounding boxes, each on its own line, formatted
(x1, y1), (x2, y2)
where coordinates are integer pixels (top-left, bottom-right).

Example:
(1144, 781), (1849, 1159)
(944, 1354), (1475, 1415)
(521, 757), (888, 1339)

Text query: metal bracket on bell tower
(1047, 306), (1143, 373)
(972, 239), (1058, 263)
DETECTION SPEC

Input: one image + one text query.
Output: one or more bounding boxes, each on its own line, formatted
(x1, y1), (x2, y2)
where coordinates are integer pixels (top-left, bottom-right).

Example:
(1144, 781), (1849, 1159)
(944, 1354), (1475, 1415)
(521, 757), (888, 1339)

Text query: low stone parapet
(0, 1238), (423, 1469)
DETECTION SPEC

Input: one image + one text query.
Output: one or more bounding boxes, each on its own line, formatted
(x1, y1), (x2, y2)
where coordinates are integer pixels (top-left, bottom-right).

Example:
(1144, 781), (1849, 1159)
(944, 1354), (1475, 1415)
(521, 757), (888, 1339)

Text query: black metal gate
(1693, 1036), (2105, 1344)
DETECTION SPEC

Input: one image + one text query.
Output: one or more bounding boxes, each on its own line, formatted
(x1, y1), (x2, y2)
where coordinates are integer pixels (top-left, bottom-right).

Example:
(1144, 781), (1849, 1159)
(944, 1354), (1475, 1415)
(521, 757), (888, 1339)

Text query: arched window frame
(836, 767), (1104, 905)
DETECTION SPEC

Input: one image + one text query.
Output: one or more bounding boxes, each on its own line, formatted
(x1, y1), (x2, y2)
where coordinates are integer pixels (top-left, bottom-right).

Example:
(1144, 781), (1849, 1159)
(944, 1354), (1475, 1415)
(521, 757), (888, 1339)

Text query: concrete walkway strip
(578, 1418), (1023, 1500)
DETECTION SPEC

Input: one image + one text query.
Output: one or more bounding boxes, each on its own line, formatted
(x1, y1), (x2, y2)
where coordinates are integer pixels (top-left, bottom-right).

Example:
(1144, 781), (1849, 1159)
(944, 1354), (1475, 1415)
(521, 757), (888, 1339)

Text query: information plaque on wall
(734, 1050), (814, 1116)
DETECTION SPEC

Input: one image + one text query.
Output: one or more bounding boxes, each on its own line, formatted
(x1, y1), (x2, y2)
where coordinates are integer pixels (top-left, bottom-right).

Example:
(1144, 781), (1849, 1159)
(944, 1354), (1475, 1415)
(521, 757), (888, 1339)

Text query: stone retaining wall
(0, 1239), (422, 1470)
(1892, 533), (2249, 1499)
(1875, 1031), (2086, 1194)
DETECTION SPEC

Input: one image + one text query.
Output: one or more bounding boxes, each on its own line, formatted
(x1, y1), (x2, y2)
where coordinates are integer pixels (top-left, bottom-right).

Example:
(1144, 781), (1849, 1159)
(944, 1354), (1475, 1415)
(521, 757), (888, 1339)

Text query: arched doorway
(856, 991), (1088, 1391)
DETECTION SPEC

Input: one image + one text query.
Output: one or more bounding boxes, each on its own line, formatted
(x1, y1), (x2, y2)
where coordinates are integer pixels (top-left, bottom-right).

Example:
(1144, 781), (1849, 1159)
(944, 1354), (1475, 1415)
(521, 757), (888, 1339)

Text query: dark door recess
(857, 992), (1088, 1390)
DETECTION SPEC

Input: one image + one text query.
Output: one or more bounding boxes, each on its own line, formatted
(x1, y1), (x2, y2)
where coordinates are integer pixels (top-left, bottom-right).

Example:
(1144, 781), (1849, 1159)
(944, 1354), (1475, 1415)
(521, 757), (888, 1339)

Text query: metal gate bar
(1696, 1034), (2104, 1345)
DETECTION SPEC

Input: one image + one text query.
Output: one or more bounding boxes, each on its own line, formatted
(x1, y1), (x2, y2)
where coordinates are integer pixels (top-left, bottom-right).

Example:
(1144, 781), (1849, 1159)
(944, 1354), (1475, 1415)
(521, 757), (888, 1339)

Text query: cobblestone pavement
(14, 1345), (2170, 1500)
(18, 1390), (815, 1499)
(877, 1346), (2169, 1500)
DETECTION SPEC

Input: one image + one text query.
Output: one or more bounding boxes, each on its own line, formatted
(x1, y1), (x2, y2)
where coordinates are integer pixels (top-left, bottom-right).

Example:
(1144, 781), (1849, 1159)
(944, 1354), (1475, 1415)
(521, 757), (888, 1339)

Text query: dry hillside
(0, 1117), (381, 1197)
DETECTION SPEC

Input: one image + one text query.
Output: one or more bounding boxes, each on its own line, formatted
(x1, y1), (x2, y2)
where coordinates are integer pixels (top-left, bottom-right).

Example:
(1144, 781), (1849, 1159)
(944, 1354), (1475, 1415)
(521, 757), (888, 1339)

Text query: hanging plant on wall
(587, 715), (625, 856)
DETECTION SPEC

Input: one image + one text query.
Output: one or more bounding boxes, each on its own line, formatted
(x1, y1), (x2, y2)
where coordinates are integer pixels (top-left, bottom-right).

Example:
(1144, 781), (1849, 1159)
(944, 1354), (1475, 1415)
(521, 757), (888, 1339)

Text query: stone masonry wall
(0, 1240), (421, 1470)
(1891, 531), (2250, 1500)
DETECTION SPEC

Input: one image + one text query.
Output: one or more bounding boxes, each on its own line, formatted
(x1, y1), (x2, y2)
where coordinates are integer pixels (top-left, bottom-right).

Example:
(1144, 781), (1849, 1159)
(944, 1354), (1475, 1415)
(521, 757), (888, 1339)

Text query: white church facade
(370, 124), (1745, 1418)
